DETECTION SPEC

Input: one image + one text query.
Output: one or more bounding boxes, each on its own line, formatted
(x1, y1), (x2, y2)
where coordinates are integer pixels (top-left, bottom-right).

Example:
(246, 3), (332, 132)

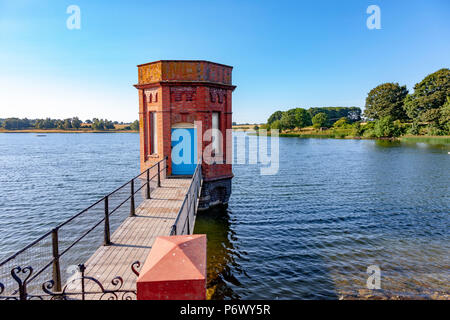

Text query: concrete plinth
(136, 235), (207, 300)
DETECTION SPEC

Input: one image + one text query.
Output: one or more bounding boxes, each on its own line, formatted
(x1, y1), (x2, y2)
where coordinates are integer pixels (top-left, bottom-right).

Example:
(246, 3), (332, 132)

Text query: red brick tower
(134, 60), (236, 209)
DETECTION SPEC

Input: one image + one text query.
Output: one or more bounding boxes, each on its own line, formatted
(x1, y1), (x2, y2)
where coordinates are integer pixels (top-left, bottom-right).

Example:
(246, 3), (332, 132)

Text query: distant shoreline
(241, 129), (450, 143)
(2, 129), (449, 144)
(0, 129), (138, 133)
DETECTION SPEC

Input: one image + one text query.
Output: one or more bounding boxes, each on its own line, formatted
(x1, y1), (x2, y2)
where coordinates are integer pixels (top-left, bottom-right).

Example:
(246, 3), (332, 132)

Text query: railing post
(193, 184), (197, 214)
(186, 194), (190, 235)
(157, 161), (161, 187)
(146, 169), (150, 199)
(130, 179), (136, 216)
(104, 196), (111, 246)
(51, 228), (62, 292)
(79, 264), (86, 301)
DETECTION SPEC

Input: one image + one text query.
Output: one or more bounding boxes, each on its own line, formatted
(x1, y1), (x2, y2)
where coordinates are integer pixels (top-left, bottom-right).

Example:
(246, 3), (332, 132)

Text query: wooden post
(130, 179), (136, 216)
(51, 228), (62, 292)
(104, 196), (111, 246)
(146, 169), (150, 199)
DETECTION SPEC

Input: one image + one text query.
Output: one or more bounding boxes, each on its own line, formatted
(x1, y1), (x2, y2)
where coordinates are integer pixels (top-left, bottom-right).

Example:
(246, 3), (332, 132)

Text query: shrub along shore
(245, 127), (450, 144)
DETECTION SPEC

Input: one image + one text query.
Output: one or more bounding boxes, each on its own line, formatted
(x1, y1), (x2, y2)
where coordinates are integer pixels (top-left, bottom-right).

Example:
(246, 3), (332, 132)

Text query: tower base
(198, 177), (232, 211)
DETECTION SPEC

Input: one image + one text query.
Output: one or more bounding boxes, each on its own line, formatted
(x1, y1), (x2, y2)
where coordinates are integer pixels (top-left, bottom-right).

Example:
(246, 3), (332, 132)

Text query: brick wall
(134, 61), (236, 182)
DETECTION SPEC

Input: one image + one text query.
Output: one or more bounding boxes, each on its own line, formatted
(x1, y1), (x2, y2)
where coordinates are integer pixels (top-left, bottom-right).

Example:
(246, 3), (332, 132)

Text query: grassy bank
(243, 127), (450, 142)
(279, 129), (353, 139)
(242, 127), (354, 139)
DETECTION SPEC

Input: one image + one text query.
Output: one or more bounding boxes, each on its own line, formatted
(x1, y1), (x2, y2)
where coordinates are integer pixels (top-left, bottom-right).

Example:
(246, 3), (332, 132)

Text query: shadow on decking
(148, 197), (185, 201)
(108, 243), (153, 250)
(133, 214), (176, 220)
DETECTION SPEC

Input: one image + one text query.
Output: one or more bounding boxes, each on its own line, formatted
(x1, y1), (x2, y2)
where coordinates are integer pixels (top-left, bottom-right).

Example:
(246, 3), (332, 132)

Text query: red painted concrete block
(136, 234), (207, 300)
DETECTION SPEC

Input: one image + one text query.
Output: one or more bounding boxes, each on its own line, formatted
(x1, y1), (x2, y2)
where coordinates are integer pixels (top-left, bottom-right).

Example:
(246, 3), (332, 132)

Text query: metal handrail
(170, 162), (203, 235)
(0, 156), (168, 292)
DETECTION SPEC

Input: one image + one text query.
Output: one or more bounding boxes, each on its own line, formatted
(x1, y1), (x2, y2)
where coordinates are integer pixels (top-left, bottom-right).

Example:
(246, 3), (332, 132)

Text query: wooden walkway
(82, 177), (192, 299)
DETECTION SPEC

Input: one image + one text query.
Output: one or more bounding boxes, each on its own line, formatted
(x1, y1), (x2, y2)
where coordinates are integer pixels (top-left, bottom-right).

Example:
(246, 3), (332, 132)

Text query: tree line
(0, 117), (140, 131)
(265, 68), (449, 137)
(362, 68), (449, 136)
(267, 107), (362, 130)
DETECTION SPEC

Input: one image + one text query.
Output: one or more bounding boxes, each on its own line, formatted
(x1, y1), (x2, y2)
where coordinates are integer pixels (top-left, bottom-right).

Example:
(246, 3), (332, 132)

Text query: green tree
(56, 120), (64, 130)
(280, 110), (296, 130)
(130, 120), (139, 131)
(407, 121), (420, 135)
(347, 107), (362, 122)
(293, 108), (312, 128)
(352, 122), (363, 137)
(439, 96), (450, 133)
(308, 107), (362, 124)
(43, 118), (56, 129)
(63, 118), (72, 130)
(3, 118), (16, 130)
(364, 83), (408, 120)
(91, 118), (104, 131)
(312, 112), (328, 128)
(421, 108), (441, 125)
(72, 117), (81, 129)
(404, 68), (450, 122)
(267, 111), (283, 125)
(270, 120), (282, 131)
(2, 118), (31, 130)
(34, 119), (43, 129)
(333, 117), (349, 128)
(373, 116), (400, 138)
(104, 119), (115, 130)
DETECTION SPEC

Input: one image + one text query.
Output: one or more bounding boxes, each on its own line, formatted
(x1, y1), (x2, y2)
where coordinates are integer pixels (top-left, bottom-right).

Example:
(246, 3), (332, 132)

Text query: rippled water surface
(0, 133), (140, 260)
(196, 136), (450, 299)
(0, 133), (449, 299)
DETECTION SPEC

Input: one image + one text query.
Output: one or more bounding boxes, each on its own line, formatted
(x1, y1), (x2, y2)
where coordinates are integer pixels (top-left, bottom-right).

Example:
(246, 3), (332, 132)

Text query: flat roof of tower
(137, 60), (233, 69)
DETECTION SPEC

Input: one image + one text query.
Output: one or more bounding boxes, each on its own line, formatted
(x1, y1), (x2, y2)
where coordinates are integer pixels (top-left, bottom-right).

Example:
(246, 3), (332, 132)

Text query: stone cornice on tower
(134, 60), (236, 89)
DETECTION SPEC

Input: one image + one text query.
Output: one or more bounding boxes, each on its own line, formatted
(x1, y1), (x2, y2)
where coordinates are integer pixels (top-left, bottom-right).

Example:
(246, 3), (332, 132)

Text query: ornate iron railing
(170, 162), (203, 235)
(0, 157), (167, 300)
(0, 261), (142, 300)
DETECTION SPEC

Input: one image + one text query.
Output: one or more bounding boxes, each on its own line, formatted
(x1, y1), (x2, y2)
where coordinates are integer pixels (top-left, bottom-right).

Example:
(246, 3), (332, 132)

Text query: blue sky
(0, 0), (449, 123)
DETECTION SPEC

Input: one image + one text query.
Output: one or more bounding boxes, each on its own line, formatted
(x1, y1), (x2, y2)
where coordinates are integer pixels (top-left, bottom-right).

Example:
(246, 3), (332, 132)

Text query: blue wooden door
(171, 128), (197, 175)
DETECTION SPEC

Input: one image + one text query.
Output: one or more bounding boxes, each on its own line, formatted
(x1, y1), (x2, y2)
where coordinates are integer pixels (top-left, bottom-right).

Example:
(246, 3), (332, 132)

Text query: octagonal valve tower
(134, 60), (236, 210)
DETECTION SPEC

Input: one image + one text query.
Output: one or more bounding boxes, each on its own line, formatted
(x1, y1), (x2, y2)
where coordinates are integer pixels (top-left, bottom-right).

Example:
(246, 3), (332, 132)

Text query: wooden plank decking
(81, 177), (192, 299)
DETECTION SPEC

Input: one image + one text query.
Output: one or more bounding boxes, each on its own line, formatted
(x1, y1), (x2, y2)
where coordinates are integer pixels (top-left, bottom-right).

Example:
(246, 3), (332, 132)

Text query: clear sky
(0, 0), (449, 123)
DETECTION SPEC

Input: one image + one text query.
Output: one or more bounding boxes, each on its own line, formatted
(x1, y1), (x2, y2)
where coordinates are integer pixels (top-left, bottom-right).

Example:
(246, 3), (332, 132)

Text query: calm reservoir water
(0, 133), (449, 299)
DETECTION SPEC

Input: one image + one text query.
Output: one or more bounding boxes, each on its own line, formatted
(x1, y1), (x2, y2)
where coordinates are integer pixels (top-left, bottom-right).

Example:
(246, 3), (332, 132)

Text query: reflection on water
(377, 138), (450, 152)
(374, 139), (402, 148)
(193, 205), (245, 300)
